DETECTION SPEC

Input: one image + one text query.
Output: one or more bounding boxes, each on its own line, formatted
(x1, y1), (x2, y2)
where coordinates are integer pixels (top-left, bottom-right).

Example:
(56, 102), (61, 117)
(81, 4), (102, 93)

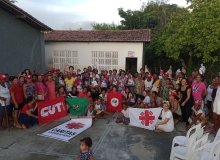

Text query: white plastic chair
(190, 140), (210, 160)
(200, 140), (220, 160)
(171, 123), (201, 150)
(170, 132), (209, 160)
(206, 128), (220, 152)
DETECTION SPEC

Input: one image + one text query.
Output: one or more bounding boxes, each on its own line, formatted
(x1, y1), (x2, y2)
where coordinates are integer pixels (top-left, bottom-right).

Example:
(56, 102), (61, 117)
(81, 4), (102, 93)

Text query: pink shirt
(192, 81), (206, 100)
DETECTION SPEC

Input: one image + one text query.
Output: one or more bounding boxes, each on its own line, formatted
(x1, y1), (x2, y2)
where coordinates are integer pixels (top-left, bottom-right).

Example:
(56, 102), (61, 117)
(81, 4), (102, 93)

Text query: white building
(44, 30), (150, 72)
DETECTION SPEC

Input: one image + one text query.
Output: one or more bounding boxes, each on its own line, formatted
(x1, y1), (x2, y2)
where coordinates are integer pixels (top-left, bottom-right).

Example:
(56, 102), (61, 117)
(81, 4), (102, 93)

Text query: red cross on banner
(139, 110), (155, 126)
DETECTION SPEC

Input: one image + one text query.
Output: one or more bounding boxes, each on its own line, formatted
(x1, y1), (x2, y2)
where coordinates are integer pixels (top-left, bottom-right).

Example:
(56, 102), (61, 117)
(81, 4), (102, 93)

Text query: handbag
(37, 95), (44, 101)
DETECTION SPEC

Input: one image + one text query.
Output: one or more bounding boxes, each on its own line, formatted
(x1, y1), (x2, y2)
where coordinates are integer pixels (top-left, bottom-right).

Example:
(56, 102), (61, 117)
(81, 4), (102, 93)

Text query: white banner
(38, 118), (92, 142)
(129, 108), (162, 130)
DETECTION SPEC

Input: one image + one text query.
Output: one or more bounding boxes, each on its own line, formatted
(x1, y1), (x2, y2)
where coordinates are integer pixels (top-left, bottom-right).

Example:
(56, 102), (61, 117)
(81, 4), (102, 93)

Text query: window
(92, 51), (118, 71)
(53, 50), (78, 71)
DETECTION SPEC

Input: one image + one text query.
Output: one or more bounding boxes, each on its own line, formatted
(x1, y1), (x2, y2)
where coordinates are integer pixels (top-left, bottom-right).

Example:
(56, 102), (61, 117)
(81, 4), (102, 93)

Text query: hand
(0, 97), (6, 101)
(181, 102), (186, 106)
(15, 104), (19, 109)
(64, 63), (68, 66)
(35, 116), (38, 119)
(155, 123), (159, 128)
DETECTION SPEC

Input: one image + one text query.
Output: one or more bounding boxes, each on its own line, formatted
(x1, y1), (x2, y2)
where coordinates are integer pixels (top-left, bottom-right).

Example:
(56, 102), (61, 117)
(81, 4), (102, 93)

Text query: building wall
(45, 42), (143, 72)
(0, 8), (46, 76)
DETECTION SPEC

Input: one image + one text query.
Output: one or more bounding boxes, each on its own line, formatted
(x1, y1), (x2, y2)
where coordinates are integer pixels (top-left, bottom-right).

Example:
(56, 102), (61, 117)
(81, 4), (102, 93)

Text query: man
(144, 73), (153, 94)
(140, 68), (145, 79)
(151, 91), (162, 108)
(78, 87), (88, 98)
(34, 70), (39, 75)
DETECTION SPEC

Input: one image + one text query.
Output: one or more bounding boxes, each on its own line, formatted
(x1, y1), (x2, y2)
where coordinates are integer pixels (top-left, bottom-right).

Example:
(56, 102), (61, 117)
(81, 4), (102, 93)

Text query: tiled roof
(0, 0), (53, 31)
(44, 29), (151, 42)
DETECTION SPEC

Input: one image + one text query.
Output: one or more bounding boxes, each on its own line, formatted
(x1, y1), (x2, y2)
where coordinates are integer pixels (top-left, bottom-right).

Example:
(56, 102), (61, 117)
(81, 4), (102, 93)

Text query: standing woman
(152, 73), (161, 93)
(124, 72), (135, 95)
(24, 69), (31, 76)
(134, 73), (144, 101)
(52, 70), (60, 93)
(23, 75), (36, 100)
(9, 77), (24, 128)
(160, 78), (172, 101)
(35, 75), (48, 101)
(206, 78), (215, 124)
(118, 70), (126, 92)
(45, 75), (56, 100)
(19, 96), (38, 130)
(88, 72), (99, 100)
(0, 74), (11, 130)
(169, 91), (181, 124)
(180, 78), (194, 125)
(99, 75), (108, 91)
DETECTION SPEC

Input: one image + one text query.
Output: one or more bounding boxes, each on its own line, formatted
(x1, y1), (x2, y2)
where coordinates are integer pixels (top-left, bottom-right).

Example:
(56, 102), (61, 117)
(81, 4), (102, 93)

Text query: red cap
(147, 74), (152, 78)
(160, 70), (164, 73)
(164, 72), (169, 76)
(26, 75), (32, 79)
(72, 71), (76, 75)
(47, 70), (52, 73)
(0, 74), (6, 80)
(195, 101), (201, 106)
(169, 91), (176, 96)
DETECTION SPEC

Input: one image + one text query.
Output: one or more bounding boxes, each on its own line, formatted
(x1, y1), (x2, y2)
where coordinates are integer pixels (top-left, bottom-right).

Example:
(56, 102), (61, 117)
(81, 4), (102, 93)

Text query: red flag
(106, 92), (123, 112)
(37, 96), (67, 125)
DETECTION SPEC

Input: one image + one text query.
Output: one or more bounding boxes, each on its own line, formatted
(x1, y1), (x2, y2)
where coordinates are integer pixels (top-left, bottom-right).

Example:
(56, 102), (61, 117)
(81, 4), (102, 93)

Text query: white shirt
(206, 85), (213, 101)
(90, 74), (100, 79)
(145, 78), (153, 91)
(122, 109), (129, 118)
(143, 96), (150, 105)
(0, 83), (11, 106)
(161, 110), (174, 126)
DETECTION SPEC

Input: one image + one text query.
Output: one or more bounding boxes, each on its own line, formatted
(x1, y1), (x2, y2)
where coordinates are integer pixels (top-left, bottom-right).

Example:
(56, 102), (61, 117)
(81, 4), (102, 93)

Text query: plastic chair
(190, 140), (210, 160)
(200, 140), (220, 160)
(170, 132), (209, 160)
(171, 123), (201, 150)
(206, 128), (220, 152)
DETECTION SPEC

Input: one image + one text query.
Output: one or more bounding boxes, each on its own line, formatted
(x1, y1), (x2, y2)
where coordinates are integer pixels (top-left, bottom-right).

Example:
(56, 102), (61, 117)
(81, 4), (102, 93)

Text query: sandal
(15, 125), (22, 129)
(21, 124), (27, 131)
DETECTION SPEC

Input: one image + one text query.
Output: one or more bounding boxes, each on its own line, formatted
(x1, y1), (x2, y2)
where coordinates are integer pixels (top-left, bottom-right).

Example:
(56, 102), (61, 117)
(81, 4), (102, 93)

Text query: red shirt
(21, 104), (33, 114)
(88, 97), (93, 102)
(9, 85), (24, 104)
(78, 91), (88, 98)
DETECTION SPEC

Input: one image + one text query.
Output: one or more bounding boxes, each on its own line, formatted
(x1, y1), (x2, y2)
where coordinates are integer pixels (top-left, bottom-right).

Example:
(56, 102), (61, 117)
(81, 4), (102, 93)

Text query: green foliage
(91, 22), (123, 30)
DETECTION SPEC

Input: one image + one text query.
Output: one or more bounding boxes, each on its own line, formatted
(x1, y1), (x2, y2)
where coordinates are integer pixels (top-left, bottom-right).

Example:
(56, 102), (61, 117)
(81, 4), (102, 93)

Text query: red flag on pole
(106, 92), (123, 112)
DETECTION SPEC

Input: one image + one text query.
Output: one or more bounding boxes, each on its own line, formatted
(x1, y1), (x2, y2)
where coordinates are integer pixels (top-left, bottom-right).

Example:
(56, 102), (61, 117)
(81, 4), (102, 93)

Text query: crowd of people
(0, 64), (219, 135)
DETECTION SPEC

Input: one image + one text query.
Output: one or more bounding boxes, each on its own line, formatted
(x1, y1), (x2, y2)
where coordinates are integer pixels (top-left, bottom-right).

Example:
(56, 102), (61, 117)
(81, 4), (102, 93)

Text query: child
(56, 86), (66, 98)
(187, 101), (207, 130)
(116, 103), (130, 125)
(149, 101), (157, 108)
(94, 99), (112, 119)
(76, 137), (94, 160)
(87, 105), (95, 117)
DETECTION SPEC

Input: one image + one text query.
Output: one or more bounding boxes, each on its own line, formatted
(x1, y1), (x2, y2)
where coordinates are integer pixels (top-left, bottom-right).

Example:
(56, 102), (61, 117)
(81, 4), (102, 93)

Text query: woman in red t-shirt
(10, 77), (24, 128)
(19, 96), (38, 130)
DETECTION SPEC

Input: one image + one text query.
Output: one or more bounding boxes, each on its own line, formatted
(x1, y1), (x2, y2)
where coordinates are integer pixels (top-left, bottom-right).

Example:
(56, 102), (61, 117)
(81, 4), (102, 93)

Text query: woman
(191, 74), (207, 102)
(160, 78), (172, 101)
(124, 72), (135, 95)
(134, 73), (144, 101)
(67, 86), (78, 98)
(130, 97), (145, 108)
(75, 74), (83, 93)
(144, 73), (153, 94)
(52, 70), (60, 93)
(122, 87), (135, 107)
(118, 70), (126, 92)
(154, 101), (174, 132)
(206, 78), (215, 124)
(58, 72), (65, 87)
(169, 91), (181, 124)
(56, 86), (66, 97)
(64, 72), (75, 93)
(99, 89), (107, 110)
(180, 78), (194, 125)
(88, 72), (99, 100)
(0, 74), (11, 130)
(9, 77), (24, 128)
(19, 96), (38, 130)
(151, 73), (161, 97)
(99, 75), (108, 90)
(45, 75), (56, 100)
(35, 75), (48, 101)
(32, 74), (38, 83)
(142, 90), (150, 108)
(109, 69), (118, 86)
(23, 75), (36, 100)
(24, 69), (31, 75)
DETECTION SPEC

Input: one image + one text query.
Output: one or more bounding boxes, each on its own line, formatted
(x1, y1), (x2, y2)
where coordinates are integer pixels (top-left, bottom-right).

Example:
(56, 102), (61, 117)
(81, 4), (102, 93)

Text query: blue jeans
(127, 102), (135, 107)
(19, 113), (37, 127)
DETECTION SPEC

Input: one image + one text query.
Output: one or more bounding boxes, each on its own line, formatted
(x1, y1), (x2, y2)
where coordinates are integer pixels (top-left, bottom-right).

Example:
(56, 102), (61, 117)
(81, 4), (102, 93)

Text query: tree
(91, 22), (123, 30)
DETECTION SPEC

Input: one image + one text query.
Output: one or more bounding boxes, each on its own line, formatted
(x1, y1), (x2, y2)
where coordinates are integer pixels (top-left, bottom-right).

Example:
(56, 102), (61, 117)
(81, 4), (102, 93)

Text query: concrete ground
(0, 114), (214, 160)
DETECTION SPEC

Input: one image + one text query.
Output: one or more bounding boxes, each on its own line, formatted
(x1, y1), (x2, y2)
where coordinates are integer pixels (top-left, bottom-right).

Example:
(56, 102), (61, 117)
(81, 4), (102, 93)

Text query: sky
(16, 0), (188, 30)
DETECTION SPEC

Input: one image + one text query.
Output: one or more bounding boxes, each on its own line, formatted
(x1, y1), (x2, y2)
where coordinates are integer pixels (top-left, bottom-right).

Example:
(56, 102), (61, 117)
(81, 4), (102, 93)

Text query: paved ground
(0, 114), (213, 160)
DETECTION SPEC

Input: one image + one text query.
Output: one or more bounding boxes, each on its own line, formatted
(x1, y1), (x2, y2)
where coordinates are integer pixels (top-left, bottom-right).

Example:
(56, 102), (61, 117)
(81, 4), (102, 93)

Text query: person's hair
(113, 85), (117, 89)
(140, 68), (144, 71)
(180, 77), (188, 85)
(72, 86), (77, 92)
(24, 69), (31, 75)
(26, 96), (34, 104)
(152, 91), (158, 96)
(142, 90), (148, 95)
(21, 71), (26, 76)
(172, 95), (180, 101)
(109, 70), (112, 72)
(139, 95), (145, 100)
(151, 101), (157, 106)
(145, 72), (149, 75)
(19, 76), (24, 79)
(179, 72), (185, 77)
(58, 86), (65, 92)
(122, 102), (127, 106)
(125, 87), (131, 99)
(101, 88), (107, 92)
(113, 69), (117, 72)
(12, 76), (18, 81)
(172, 73), (176, 78)
(59, 72), (64, 80)
(32, 74), (38, 78)
(77, 74), (81, 77)
(165, 78), (171, 82)
(69, 66), (74, 70)
(34, 70), (37, 73)
(80, 137), (92, 148)
(83, 86), (88, 90)
(47, 75), (52, 78)
(87, 90), (91, 94)
(121, 70), (125, 74)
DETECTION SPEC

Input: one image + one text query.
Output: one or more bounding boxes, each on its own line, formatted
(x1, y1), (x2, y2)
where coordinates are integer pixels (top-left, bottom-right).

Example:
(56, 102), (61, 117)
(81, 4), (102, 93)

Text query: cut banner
(106, 92), (123, 112)
(38, 118), (92, 142)
(65, 98), (89, 115)
(129, 108), (162, 130)
(37, 96), (67, 125)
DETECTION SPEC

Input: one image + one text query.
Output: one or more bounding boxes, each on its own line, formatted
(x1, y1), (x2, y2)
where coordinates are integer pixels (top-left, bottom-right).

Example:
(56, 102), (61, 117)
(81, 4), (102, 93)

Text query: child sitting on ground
(116, 103), (130, 125)
(95, 98), (112, 119)
(76, 137), (94, 160)
(187, 101), (207, 130)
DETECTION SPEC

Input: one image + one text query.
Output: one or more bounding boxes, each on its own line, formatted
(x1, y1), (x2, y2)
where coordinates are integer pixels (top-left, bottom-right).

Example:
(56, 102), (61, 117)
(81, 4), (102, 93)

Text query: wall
(45, 42), (143, 72)
(0, 8), (46, 76)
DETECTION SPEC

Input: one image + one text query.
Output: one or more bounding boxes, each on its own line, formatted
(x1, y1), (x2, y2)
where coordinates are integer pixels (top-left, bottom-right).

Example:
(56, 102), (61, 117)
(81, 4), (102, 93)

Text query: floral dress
(118, 77), (126, 92)
(89, 78), (99, 93)
(161, 85), (170, 101)
(26, 83), (35, 97)
(135, 79), (144, 95)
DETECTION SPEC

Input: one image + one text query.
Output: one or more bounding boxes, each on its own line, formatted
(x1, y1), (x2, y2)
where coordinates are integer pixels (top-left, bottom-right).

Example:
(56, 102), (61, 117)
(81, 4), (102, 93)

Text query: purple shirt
(192, 81), (206, 100)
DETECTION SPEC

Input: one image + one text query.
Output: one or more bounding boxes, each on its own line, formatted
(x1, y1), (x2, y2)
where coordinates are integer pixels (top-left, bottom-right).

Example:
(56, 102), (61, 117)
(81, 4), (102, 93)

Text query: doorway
(125, 57), (137, 74)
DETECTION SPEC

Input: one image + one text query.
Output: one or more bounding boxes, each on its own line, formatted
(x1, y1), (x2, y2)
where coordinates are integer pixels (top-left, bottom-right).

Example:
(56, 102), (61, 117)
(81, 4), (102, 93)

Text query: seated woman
(154, 101), (174, 132)
(129, 97), (145, 108)
(67, 86), (78, 98)
(94, 98), (112, 119)
(19, 96), (38, 130)
(187, 101), (207, 130)
(56, 86), (66, 98)
(169, 91), (182, 124)
(99, 88), (107, 110)
(122, 87), (135, 106)
(116, 103), (130, 125)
